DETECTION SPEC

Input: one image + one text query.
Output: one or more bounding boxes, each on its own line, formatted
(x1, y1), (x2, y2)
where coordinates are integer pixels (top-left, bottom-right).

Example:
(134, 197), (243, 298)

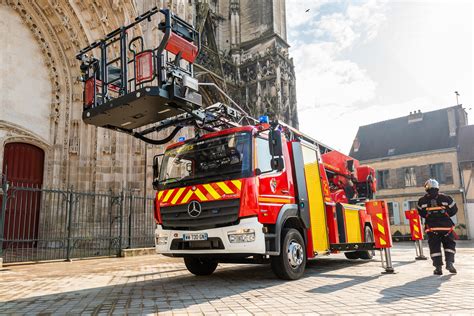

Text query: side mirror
(269, 129), (283, 157)
(152, 154), (163, 190)
(271, 157), (284, 172)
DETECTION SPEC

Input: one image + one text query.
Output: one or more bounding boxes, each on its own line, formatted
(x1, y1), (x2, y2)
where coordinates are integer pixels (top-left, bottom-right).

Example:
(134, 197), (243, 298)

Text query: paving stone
(0, 242), (473, 314)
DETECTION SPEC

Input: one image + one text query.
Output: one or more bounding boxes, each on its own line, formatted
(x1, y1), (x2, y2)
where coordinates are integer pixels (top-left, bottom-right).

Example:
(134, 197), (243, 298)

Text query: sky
(286, 0), (473, 153)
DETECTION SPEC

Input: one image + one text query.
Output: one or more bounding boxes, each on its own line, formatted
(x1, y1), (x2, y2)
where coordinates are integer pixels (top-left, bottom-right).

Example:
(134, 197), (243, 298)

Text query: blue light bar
(259, 115), (269, 124)
(178, 136), (186, 142)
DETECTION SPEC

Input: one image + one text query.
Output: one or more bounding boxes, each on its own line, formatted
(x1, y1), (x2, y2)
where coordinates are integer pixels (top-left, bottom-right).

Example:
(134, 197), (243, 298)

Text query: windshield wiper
(158, 177), (184, 184)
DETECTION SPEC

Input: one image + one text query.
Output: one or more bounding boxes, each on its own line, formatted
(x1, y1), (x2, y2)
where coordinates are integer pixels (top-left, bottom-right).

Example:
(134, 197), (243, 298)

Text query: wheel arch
(268, 204), (306, 256)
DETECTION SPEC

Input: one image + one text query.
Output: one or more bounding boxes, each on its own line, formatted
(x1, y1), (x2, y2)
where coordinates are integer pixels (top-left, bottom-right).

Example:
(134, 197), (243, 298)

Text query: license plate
(183, 233), (208, 241)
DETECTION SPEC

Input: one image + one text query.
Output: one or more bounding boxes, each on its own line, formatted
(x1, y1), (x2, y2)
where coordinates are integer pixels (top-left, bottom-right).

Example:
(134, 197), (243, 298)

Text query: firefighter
(417, 179), (458, 275)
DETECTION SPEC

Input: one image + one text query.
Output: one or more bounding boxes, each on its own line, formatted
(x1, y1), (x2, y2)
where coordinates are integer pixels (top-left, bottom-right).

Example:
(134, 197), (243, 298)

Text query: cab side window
(256, 137), (283, 173)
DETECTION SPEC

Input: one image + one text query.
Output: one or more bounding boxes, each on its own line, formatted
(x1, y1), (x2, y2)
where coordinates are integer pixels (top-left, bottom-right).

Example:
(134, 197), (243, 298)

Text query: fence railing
(0, 174), (156, 264)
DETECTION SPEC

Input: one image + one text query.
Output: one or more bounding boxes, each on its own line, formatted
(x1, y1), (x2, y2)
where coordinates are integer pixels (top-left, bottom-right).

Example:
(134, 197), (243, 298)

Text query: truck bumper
(155, 217), (266, 255)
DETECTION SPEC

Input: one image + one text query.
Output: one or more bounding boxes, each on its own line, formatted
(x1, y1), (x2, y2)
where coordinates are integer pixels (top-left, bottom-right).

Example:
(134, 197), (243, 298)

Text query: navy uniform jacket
(417, 193), (457, 232)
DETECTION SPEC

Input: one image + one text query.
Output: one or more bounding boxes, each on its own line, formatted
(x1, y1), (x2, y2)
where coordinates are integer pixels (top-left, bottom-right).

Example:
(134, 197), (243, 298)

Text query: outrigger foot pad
(415, 255), (428, 260)
(381, 267), (396, 274)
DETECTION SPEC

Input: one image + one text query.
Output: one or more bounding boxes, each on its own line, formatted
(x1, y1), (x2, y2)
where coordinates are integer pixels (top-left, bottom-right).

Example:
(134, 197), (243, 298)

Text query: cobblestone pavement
(1, 242), (473, 315)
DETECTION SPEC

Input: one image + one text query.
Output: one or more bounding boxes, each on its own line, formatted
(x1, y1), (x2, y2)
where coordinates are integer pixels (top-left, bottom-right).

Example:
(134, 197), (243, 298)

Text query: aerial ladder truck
(77, 8), (394, 280)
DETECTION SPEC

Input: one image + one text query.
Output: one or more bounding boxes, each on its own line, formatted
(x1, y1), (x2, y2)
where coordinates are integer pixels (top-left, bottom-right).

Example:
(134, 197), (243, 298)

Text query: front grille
(170, 238), (225, 250)
(161, 199), (240, 231)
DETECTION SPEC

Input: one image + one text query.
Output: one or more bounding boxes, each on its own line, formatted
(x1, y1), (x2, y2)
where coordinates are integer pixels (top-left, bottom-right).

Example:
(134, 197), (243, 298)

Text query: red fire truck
(77, 8), (394, 280)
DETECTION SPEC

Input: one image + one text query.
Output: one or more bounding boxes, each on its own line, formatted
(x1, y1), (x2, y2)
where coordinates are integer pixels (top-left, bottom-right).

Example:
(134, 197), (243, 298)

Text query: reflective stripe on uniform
(445, 249), (456, 254)
(421, 204), (428, 208)
(449, 201), (456, 208)
(426, 227), (454, 231)
(430, 252), (442, 257)
(417, 205), (422, 210)
(441, 202), (448, 206)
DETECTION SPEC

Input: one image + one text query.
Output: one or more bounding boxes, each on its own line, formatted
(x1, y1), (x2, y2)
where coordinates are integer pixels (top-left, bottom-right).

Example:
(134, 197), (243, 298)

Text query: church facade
(0, 0), (297, 195)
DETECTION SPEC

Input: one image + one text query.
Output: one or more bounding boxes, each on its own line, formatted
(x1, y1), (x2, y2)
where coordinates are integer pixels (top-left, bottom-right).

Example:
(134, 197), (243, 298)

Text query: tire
(271, 228), (306, 280)
(344, 251), (359, 259)
(358, 226), (375, 260)
(184, 257), (218, 276)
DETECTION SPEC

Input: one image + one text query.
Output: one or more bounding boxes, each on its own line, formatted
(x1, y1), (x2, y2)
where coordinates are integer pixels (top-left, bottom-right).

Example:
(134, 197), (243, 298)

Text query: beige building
(350, 105), (470, 238)
(458, 125), (474, 237)
(0, 0), (297, 195)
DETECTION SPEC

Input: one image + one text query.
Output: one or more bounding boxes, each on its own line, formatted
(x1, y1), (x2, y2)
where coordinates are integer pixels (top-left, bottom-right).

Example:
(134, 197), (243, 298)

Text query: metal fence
(0, 174), (156, 264)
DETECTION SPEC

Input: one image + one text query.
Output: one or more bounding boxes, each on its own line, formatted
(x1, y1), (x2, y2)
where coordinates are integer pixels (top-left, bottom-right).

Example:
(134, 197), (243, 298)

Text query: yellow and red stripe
(258, 195), (294, 204)
(158, 179), (242, 206)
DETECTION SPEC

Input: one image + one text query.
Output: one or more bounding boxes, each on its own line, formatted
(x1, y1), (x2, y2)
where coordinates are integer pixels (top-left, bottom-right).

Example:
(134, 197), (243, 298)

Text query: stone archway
(2, 0), (140, 191)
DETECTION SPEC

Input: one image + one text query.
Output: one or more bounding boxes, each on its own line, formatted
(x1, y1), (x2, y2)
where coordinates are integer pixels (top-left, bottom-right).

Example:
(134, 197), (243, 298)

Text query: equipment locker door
(301, 144), (329, 253)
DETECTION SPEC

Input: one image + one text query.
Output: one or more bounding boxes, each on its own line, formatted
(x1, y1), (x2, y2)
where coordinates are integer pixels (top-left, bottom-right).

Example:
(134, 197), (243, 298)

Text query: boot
(446, 262), (457, 274)
(433, 266), (443, 275)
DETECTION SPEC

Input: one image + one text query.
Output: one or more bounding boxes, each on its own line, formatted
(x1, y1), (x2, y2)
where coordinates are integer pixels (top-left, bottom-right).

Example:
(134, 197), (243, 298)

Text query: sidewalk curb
(121, 247), (156, 257)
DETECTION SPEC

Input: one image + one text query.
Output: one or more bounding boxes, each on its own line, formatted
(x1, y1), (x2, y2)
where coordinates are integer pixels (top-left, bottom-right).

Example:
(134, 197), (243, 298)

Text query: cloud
(292, 42), (376, 112)
(287, 0), (472, 153)
(287, 1), (388, 113)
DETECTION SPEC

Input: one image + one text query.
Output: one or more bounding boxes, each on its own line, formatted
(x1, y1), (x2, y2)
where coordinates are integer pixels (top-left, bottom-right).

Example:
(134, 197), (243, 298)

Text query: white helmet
(424, 179), (439, 191)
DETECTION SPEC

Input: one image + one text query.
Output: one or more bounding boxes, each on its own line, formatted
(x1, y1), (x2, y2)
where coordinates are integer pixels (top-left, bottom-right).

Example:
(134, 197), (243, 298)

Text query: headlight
(227, 228), (255, 243)
(156, 234), (168, 245)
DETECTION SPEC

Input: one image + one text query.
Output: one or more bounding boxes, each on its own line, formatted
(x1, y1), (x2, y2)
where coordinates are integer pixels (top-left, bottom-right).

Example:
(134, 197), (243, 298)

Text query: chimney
(408, 109), (423, 123)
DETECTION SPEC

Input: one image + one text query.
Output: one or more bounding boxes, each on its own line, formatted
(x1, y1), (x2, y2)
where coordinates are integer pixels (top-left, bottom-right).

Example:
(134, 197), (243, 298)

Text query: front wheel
(271, 228), (306, 280)
(184, 257), (218, 276)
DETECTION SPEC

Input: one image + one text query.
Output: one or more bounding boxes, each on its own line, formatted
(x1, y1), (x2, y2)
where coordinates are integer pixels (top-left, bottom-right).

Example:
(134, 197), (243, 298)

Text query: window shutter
(392, 202), (401, 225)
(402, 201), (410, 224)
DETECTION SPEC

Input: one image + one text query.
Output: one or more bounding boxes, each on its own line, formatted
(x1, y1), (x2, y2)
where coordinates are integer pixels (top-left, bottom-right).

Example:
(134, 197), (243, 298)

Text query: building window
(429, 163), (445, 183)
(377, 170), (389, 189)
(405, 167), (416, 187)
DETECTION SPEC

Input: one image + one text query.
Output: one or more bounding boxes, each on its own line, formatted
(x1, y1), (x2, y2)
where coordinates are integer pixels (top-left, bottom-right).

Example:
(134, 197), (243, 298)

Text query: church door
(2, 143), (44, 249)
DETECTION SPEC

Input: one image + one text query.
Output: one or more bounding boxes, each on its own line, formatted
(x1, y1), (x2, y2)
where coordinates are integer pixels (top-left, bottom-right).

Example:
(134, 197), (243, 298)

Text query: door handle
(281, 190), (289, 194)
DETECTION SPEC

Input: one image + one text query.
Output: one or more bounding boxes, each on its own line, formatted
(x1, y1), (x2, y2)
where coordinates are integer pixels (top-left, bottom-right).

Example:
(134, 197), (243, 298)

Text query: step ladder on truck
(76, 7), (395, 280)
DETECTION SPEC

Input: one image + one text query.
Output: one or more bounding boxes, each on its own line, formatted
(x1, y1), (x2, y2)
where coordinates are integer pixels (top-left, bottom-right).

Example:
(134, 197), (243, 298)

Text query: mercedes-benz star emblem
(187, 201), (202, 218)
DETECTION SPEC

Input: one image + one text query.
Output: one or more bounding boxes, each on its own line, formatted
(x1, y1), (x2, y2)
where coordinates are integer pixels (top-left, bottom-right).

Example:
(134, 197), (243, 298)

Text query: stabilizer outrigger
(76, 7), (251, 144)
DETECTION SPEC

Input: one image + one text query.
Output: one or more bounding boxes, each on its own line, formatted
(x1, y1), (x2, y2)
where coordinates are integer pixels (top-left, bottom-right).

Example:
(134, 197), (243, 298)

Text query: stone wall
(0, 0), (297, 198)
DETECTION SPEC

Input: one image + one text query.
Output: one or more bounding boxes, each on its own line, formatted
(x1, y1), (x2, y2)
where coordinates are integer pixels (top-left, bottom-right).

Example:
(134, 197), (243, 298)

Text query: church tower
(195, 0), (298, 127)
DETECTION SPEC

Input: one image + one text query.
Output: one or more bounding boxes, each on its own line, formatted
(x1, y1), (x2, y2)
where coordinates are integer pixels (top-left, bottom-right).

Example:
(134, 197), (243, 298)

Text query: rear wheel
(184, 257), (218, 276)
(344, 251), (359, 259)
(271, 228), (306, 280)
(358, 226), (375, 260)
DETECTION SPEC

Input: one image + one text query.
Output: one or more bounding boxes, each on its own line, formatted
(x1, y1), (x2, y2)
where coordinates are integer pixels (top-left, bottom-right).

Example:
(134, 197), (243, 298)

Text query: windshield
(158, 132), (252, 190)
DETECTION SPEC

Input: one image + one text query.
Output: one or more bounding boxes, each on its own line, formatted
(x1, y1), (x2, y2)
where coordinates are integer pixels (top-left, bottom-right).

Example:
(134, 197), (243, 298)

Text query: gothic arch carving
(4, 0), (139, 188)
